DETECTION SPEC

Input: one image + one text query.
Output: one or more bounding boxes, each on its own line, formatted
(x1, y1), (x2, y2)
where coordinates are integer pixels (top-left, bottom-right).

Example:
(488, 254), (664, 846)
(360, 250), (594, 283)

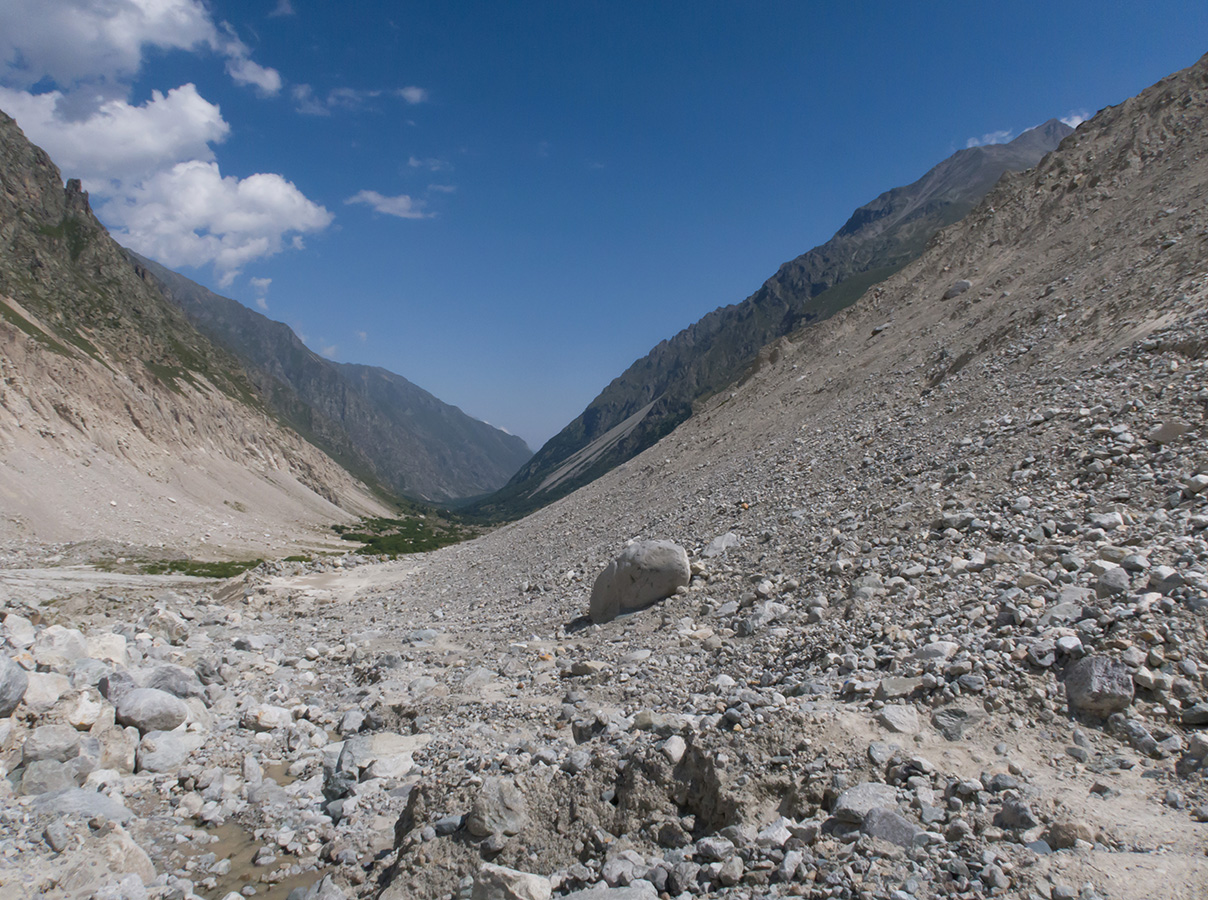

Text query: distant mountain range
(473, 119), (1073, 518)
(128, 254), (533, 504)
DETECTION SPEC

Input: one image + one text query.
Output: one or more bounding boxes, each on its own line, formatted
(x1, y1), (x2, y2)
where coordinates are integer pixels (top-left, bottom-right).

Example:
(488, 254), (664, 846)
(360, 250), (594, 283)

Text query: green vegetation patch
(334, 513), (477, 557)
(140, 559), (263, 578)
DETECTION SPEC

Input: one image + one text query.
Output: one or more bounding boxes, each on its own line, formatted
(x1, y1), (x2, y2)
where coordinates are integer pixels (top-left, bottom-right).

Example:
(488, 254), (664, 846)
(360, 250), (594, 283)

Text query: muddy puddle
(175, 821), (323, 900)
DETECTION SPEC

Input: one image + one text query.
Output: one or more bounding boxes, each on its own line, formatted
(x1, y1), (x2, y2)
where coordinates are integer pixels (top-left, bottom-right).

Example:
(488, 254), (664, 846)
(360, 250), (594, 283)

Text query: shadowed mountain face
(129, 254), (532, 504)
(476, 120), (1073, 519)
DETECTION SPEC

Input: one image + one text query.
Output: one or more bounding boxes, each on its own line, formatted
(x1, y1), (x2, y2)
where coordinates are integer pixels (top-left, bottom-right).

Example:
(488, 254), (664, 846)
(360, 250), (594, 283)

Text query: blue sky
(1, 2), (1206, 448)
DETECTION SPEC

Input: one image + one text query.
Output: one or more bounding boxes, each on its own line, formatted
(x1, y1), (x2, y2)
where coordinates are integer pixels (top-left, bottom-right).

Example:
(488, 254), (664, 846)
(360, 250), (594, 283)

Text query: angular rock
(32, 787), (132, 822)
(589, 541), (691, 624)
(24, 724), (82, 763)
(931, 706), (985, 741)
(833, 782), (897, 823)
(876, 705), (920, 735)
(31, 625), (89, 669)
(21, 759), (76, 795)
(861, 807), (922, 847)
(136, 730), (205, 773)
(22, 671), (71, 712)
(0, 651), (28, 716)
(1065, 656), (1134, 716)
(702, 532), (741, 558)
(466, 776), (528, 837)
(472, 864), (552, 900)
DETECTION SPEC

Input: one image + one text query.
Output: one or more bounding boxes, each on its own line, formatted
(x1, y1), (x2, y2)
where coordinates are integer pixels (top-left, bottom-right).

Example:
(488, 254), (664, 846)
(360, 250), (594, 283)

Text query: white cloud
(293, 84), (424, 115)
(427, 183), (457, 193)
(1061, 109), (1090, 129)
(268, 0), (295, 17)
(407, 155), (451, 171)
(109, 161), (333, 285)
(223, 44), (282, 96)
(250, 276), (271, 310)
(0, 83), (227, 187)
(346, 190), (429, 219)
(320, 343), (337, 358)
(966, 128), (1014, 149)
(355, 330), (368, 342)
(0, 0), (279, 100)
(0, 0), (217, 90)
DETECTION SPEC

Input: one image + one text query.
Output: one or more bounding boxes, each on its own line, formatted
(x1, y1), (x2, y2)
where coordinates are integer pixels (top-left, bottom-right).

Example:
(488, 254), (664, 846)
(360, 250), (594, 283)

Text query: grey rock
(141, 663), (205, 701)
(472, 862), (551, 900)
(995, 798), (1040, 829)
(1095, 566), (1131, 598)
(834, 782), (898, 823)
(931, 707), (985, 741)
(20, 759), (76, 795)
(702, 532), (741, 558)
(115, 688), (189, 733)
(877, 705), (920, 734)
(1149, 566), (1184, 594)
(560, 884), (657, 900)
(589, 541), (691, 624)
(23, 724), (82, 763)
(861, 807), (922, 847)
(136, 730), (205, 773)
(1065, 656), (1134, 716)
(0, 652), (28, 716)
(466, 776), (528, 837)
(1182, 703), (1208, 726)
(943, 279), (973, 299)
(31, 787), (133, 822)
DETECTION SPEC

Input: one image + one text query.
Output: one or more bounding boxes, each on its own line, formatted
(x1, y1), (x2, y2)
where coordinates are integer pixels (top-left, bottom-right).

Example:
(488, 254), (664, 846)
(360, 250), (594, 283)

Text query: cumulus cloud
(268, 0), (295, 17)
(0, 83), (227, 187)
(108, 161), (333, 285)
(397, 86), (428, 104)
(966, 128), (1014, 149)
(0, 0), (217, 90)
(345, 190), (429, 219)
(355, 330), (368, 342)
(0, 2), (326, 281)
(0, 0), (279, 100)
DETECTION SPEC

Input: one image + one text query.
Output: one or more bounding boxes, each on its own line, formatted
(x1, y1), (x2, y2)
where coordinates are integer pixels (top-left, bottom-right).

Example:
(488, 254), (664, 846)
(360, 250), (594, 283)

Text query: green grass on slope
(334, 513), (478, 556)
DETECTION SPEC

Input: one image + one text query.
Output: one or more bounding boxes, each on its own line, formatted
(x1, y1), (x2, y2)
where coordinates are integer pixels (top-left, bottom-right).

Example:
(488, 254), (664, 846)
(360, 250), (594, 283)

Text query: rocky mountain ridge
(0, 110), (390, 555)
(130, 254), (532, 504)
(480, 120), (1073, 519)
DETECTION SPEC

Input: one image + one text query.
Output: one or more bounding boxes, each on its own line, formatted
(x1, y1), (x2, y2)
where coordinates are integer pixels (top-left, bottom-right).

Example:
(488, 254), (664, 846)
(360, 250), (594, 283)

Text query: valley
(1, 36), (1207, 900)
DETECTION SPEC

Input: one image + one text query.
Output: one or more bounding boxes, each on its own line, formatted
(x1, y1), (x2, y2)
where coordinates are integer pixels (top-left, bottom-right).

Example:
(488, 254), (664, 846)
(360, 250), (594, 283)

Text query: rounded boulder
(589, 540), (691, 624)
(115, 688), (189, 733)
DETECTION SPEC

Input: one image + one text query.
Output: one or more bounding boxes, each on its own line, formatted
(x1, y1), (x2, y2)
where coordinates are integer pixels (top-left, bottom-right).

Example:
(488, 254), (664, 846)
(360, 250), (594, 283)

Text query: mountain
(0, 110), (390, 555)
(127, 254), (532, 504)
(476, 119), (1073, 518)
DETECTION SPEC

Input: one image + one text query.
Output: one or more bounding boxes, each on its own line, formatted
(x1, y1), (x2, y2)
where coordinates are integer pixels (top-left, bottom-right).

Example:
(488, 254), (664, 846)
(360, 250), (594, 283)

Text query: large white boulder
(589, 540), (691, 624)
